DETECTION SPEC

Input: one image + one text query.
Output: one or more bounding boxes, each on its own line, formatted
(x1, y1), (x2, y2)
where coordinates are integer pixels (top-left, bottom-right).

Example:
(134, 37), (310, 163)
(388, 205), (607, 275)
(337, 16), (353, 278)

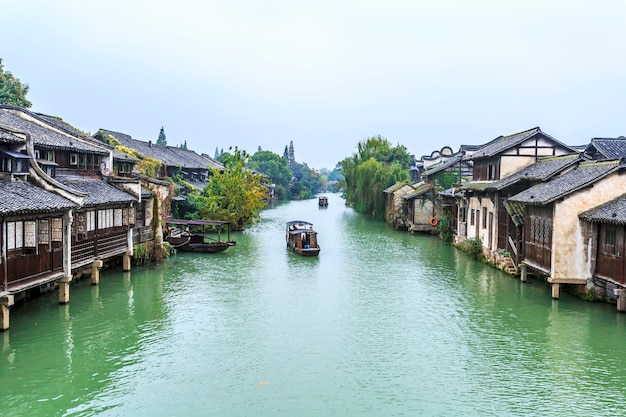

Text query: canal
(2, 193), (626, 416)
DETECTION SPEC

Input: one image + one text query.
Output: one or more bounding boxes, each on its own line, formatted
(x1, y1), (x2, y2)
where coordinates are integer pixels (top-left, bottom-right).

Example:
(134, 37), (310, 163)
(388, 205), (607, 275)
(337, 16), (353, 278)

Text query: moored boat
(286, 220), (320, 256)
(165, 219), (236, 253)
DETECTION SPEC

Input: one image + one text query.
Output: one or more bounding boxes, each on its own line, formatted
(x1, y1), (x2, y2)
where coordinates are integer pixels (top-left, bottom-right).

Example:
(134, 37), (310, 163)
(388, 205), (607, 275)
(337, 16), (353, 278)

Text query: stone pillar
(59, 276), (71, 304)
(91, 260), (103, 285)
(123, 254), (131, 271)
(520, 263), (527, 283)
(0, 294), (14, 331)
(616, 289), (626, 313)
(551, 283), (560, 299)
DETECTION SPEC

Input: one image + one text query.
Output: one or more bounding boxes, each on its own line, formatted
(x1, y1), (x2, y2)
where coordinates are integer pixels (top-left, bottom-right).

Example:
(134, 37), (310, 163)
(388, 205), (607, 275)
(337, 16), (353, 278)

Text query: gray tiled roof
(0, 108), (108, 154)
(469, 127), (575, 159)
(421, 154), (464, 177)
(1, 109), (137, 164)
(584, 137), (626, 159)
(580, 193), (626, 225)
(99, 129), (215, 170)
(0, 177), (77, 215)
(404, 182), (434, 200)
(492, 154), (580, 190)
(56, 176), (137, 207)
(509, 160), (623, 205)
(0, 126), (25, 144)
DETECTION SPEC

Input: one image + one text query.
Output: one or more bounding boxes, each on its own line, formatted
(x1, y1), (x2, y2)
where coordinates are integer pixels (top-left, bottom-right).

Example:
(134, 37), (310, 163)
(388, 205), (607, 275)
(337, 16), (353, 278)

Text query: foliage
(133, 241), (170, 265)
(157, 126), (167, 146)
(459, 236), (483, 259)
(437, 215), (454, 244)
(432, 170), (462, 192)
(97, 130), (163, 177)
(0, 59), (31, 108)
(290, 162), (323, 200)
(194, 147), (267, 229)
(247, 150), (293, 199)
(136, 156), (163, 178)
(342, 136), (411, 220)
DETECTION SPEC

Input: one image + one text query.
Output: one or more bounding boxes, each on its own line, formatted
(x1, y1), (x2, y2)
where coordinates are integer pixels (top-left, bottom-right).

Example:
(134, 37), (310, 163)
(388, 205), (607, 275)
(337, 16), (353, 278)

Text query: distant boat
(165, 219), (236, 253)
(318, 196), (328, 207)
(286, 220), (320, 256)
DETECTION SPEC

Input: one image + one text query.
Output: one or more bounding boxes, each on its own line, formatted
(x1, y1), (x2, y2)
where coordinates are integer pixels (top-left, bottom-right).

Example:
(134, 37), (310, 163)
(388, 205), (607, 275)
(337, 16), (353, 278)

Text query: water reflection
(1, 193), (626, 416)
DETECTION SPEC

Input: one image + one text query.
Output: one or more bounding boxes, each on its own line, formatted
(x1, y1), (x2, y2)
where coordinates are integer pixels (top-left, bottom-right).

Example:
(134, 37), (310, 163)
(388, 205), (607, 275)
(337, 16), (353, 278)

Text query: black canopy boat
(165, 219), (236, 253)
(286, 220), (320, 256)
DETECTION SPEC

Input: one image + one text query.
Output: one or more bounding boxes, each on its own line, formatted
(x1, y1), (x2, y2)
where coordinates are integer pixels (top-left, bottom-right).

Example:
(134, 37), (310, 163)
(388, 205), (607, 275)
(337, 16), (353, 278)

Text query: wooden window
(114, 209), (123, 227)
(482, 208), (487, 229)
(87, 211), (95, 232)
(38, 219), (50, 245)
(24, 221), (36, 247)
(7, 222), (16, 250)
(122, 208), (129, 226)
(605, 228), (617, 255)
(129, 206), (135, 225)
(70, 154), (78, 165)
(52, 218), (63, 242)
(470, 209), (475, 226)
(488, 165), (495, 180)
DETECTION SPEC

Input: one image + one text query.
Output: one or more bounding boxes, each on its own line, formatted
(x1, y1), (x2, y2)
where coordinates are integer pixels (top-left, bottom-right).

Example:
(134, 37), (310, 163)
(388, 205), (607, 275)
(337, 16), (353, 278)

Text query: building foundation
(59, 276), (72, 304)
(123, 254), (131, 272)
(91, 260), (104, 285)
(0, 294), (14, 331)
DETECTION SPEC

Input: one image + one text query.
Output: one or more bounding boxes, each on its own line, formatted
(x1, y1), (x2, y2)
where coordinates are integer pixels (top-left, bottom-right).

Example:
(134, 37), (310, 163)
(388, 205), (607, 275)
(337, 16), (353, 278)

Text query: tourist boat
(318, 196), (328, 207)
(286, 220), (320, 256)
(165, 219), (236, 253)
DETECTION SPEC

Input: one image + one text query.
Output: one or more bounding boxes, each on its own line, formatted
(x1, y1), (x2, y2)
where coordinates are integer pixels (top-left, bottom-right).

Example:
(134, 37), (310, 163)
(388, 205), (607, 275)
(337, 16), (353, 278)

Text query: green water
(2, 193), (626, 416)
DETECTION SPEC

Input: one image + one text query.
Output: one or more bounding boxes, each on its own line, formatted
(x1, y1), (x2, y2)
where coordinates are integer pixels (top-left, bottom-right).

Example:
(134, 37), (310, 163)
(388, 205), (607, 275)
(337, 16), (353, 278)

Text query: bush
(437, 215), (453, 244)
(460, 236), (483, 259)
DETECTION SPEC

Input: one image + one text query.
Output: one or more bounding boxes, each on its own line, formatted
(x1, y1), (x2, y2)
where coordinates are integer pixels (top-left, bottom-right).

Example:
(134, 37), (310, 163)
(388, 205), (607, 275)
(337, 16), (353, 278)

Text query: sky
(2, 0), (626, 169)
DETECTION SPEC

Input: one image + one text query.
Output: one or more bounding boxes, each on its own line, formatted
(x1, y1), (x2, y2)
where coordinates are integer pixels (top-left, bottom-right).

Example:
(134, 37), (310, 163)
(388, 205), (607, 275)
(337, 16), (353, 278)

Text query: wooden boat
(318, 196), (328, 207)
(165, 219), (236, 253)
(286, 220), (320, 256)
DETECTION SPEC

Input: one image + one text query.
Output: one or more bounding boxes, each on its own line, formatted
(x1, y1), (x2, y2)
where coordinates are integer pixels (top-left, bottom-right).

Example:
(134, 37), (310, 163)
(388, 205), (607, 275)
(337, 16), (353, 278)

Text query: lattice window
(122, 208), (129, 226)
(7, 222), (15, 250)
(52, 218), (63, 242)
(24, 221), (36, 247)
(38, 219), (50, 245)
(77, 212), (87, 235)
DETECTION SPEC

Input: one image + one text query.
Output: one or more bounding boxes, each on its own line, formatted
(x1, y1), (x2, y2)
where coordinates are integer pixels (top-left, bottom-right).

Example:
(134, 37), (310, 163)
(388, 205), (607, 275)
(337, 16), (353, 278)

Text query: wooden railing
(72, 231), (129, 268)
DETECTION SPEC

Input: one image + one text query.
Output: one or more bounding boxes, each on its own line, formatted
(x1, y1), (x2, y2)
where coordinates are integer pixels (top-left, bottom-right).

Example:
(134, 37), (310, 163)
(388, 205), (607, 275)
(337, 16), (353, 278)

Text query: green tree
(157, 126), (167, 146)
(247, 150), (293, 200)
(0, 59), (32, 108)
(194, 147), (267, 230)
(342, 136), (411, 220)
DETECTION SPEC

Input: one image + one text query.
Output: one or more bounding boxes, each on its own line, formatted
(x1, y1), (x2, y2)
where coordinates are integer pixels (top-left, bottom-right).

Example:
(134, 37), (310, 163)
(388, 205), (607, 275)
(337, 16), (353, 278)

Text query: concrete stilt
(0, 294), (14, 331)
(59, 276), (71, 304)
(520, 263), (527, 283)
(123, 254), (131, 272)
(91, 260), (104, 285)
(551, 283), (560, 299)
(616, 289), (626, 313)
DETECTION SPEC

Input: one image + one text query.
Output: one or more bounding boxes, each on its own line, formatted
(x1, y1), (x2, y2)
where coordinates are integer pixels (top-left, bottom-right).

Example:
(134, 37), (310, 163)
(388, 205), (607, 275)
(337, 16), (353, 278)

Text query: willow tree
(343, 136), (411, 221)
(194, 148), (267, 230)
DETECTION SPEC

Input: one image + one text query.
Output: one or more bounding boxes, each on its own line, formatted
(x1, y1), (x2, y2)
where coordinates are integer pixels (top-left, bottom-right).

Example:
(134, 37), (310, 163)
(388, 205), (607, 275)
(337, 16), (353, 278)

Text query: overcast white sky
(2, 0), (625, 169)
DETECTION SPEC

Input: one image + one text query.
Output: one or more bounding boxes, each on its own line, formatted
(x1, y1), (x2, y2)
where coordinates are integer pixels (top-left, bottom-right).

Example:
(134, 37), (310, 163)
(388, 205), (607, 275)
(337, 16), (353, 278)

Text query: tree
(247, 150), (293, 200)
(0, 59), (32, 108)
(214, 147), (219, 159)
(283, 145), (289, 160)
(157, 126), (167, 146)
(194, 147), (267, 229)
(342, 135), (411, 220)
(179, 140), (187, 150)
